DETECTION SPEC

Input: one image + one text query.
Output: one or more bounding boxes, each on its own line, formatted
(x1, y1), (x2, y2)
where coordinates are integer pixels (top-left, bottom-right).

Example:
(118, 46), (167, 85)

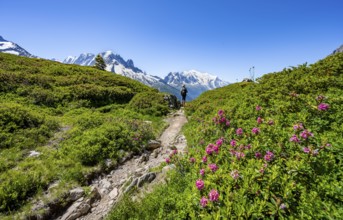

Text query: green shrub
(127, 92), (170, 116)
(109, 52), (343, 219)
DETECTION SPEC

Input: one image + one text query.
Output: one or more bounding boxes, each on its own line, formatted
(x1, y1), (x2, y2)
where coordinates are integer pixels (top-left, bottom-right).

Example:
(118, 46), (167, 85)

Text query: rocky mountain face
(164, 70), (230, 100)
(63, 52), (230, 100)
(63, 51), (181, 99)
(332, 45), (343, 54)
(0, 35), (36, 57)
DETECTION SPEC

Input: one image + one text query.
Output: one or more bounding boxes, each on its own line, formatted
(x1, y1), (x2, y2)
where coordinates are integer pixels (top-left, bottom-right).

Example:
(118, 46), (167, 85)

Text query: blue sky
(1, 0), (342, 82)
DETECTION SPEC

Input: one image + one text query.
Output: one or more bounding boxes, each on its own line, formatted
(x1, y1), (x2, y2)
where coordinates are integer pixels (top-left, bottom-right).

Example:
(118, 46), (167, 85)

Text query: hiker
(180, 84), (188, 107)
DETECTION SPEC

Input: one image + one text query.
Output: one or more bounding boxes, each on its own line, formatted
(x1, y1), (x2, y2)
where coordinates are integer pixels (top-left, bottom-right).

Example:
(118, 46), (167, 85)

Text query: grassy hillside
(0, 53), (171, 217)
(109, 52), (343, 219)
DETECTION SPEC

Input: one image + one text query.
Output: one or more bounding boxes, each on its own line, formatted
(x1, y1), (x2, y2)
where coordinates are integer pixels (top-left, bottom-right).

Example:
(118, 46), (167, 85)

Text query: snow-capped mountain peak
(164, 70), (229, 89)
(163, 70), (229, 100)
(0, 35), (36, 57)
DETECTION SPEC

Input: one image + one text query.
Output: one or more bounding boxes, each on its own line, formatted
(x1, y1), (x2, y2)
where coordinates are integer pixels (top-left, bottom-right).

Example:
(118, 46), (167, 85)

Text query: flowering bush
(109, 52), (343, 220)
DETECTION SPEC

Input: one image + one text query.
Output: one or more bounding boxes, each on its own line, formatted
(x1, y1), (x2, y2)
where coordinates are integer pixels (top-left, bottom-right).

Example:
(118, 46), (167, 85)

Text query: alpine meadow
(0, 39), (343, 220)
(108, 52), (343, 219)
(0, 53), (170, 219)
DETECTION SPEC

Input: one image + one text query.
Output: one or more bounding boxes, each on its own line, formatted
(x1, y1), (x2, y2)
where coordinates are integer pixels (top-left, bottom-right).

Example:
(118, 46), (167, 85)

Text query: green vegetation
(0, 53), (170, 217)
(109, 52), (343, 219)
(95, 54), (106, 70)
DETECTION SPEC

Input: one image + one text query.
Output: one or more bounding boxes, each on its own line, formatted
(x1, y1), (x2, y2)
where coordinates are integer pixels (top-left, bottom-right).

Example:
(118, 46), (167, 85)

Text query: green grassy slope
(109, 52), (343, 219)
(0, 53), (170, 217)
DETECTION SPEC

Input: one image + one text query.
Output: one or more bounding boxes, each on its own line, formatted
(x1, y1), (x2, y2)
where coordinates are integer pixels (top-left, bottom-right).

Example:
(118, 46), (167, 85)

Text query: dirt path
(58, 109), (187, 220)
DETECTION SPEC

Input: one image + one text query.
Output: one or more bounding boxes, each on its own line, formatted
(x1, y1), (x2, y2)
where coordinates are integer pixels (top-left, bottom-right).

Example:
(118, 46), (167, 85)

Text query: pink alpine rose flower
(208, 163), (218, 172)
(317, 103), (329, 111)
(196, 179), (205, 190)
(216, 138), (223, 146)
(293, 123), (304, 131)
(209, 189), (219, 202)
(264, 151), (274, 162)
(190, 157), (196, 163)
(205, 146), (213, 155)
(255, 152), (262, 159)
(256, 105), (261, 111)
(202, 156), (207, 163)
(300, 130), (313, 139)
(303, 147), (310, 154)
(236, 128), (243, 136)
(252, 127), (260, 134)
(257, 117), (262, 124)
(212, 145), (219, 154)
(200, 169), (205, 176)
(200, 196), (208, 207)
(165, 158), (170, 163)
(230, 139), (237, 147)
(289, 134), (300, 143)
(235, 152), (245, 160)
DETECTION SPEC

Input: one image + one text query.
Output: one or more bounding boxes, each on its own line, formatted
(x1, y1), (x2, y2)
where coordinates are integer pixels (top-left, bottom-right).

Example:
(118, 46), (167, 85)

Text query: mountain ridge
(62, 51), (229, 100)
(0, 35), (36, 58)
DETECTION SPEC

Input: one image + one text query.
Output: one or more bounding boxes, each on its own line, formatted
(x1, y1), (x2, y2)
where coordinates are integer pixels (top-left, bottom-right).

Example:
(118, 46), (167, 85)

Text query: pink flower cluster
(303, 147), (319, 156)
(289, 134), (300, 143)
(300, 130), (313, 139)
(264, 151), (274, 162)
(196, 179), (205, 190)
(208, 163), (218, 172)
(209, 189), (219, 201)
(213, 110), (230, 127)
(236, 128), (243, 136)
(206, 143), (219, 155)
(252, 127), (260, 134)
(200, 169), (205, 176)
(317, 103), (329, 111)
(230, 170), (240, 179)
(257, 117), (262, 124)
(200, 189), (219, 207)
(200, 196), (208, 207)
(230, 139), (237, 147)
(293, 123), (304, 131)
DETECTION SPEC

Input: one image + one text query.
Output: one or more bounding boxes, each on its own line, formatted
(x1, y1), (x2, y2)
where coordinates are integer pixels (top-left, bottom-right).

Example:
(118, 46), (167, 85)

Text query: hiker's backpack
(181, 87), (187, 96)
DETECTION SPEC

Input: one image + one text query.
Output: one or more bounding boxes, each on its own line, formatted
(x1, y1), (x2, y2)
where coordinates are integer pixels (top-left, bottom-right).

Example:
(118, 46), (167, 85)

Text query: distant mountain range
(0, 36), (36, 57)
(0, 35), (229, 99)
(63, 52), (229, 100)
(164, 70), (229, 98)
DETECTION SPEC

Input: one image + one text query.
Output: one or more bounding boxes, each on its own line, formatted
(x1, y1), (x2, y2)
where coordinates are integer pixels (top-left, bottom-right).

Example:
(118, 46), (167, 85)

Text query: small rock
(99, 188), (109, 195)
(99, 179), (111, 190)
(162, 164), (176, 174)
(137, 173), (156, 187)
(69, 187), (85, 201)
(134, 168), (144, 177)
(109, 188), (118, 199)
(28, 150), (41, 157)
(146, 140), (161, 150)
(124, 178), (138, 193)
(139, 153), (149, 163)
